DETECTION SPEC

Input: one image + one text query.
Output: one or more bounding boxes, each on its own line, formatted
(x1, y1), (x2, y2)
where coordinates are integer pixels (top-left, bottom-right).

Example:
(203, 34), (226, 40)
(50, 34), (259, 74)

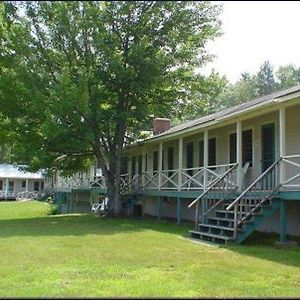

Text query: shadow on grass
(1, 213), (300, 269)
(0, 213), (192, 239)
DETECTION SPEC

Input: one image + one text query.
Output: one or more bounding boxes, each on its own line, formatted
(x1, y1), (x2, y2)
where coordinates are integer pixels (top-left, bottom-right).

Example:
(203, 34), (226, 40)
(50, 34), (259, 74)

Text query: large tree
(0, 1), (221, 214)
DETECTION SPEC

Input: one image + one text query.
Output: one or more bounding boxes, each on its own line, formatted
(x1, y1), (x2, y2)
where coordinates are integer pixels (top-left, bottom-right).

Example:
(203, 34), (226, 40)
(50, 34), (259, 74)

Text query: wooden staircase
(189, 159), (282, 245)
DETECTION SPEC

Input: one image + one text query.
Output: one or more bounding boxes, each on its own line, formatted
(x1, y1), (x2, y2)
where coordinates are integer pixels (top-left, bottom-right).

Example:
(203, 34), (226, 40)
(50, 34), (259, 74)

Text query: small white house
(0, 164), (45, 200)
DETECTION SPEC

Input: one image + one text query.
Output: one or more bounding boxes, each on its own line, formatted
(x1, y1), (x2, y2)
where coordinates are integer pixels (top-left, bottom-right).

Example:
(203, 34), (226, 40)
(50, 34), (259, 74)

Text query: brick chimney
(153, 118), (171, 135)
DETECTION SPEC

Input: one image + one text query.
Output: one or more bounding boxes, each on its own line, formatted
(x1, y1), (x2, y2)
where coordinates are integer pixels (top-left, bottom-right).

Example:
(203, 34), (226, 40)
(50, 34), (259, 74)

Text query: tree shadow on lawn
(0, 213), (192, 239)
(1, 213), (300, 269)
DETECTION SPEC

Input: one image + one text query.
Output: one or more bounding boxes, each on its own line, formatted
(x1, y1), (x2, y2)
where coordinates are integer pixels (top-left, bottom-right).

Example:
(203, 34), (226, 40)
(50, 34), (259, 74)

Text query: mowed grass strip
(0, 201), (300, 297)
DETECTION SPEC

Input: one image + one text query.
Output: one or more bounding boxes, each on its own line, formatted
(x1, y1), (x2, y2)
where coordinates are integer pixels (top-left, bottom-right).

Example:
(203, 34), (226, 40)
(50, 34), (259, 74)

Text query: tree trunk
(113, 146), (122, 216)
(97, 150), (123, 217)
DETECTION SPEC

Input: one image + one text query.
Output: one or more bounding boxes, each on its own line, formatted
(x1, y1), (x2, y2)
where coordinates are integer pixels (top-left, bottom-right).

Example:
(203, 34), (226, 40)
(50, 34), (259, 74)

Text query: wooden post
(236, 120), (243, 192)
(157, 196), (161, 221)
(195, 200), (199, 230)
(200, 130), (209, 227)
(279, 107), (286, 185)
(158, 142), (163, 190)
(233, 204), (238, 239)
(5, 178), (9, 200)
(128, 156), (132, 192)
(178, 137), (183, 190)
(176, 197), (181, 225)
(280, 200), (287, 243)
(203, 130), (208, 190)
(25, 179), (29, 192)
(142, 151), (146, 187)
(89, 189), (93, 206)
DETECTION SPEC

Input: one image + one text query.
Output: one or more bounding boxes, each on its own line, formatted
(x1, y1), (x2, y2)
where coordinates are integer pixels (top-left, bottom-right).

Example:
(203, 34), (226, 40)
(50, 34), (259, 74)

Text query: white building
(0, 164), (45, 200)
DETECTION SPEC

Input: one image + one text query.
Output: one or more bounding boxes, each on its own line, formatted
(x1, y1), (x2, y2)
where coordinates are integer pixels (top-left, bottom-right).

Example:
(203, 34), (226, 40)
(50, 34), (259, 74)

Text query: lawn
(0, 201), (300, 297)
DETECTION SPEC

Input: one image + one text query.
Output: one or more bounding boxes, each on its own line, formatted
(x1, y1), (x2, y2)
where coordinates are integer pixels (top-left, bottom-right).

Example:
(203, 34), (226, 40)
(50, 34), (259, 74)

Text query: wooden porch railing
(51, 154), (300, 197)
(16, 191), (40, 200)
(226, 158), (282, 239)
(188, 163), (238, 229)
(141, 163), (237, 191)
(282, 154), (300, 189)
(54, 175), (106, 190)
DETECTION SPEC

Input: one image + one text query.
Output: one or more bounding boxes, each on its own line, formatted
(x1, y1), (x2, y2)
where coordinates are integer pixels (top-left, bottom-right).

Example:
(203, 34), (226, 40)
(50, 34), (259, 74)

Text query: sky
(202, 1), (300, 83)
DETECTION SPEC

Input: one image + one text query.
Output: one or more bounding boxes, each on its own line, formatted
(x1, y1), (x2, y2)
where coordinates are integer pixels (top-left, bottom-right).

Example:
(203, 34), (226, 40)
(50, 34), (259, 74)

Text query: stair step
(208, 217), (234, 222)
(189, 230), (232, 241)
(199, 223), (234, 231)
(215, 210), (262, 217)
(216, 210), (234, 214)
(224, 203), (270, 208)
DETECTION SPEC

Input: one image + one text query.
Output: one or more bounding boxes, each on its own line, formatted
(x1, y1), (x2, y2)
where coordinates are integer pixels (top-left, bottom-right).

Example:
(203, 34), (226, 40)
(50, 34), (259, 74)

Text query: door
(261, 123), (276, 189)
(167, 147), (174, 187)
(186, 142), (194, 177)
(261, 123), (275, 172)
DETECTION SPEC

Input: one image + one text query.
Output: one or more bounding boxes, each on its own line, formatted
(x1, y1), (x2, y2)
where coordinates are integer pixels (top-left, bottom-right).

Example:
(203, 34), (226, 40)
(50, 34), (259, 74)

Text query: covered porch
(124, 103), (300, 195)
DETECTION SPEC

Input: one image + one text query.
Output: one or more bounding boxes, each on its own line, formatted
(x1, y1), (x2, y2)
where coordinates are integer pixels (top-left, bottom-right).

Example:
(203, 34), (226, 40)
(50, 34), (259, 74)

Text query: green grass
(0, 201), (300, 297)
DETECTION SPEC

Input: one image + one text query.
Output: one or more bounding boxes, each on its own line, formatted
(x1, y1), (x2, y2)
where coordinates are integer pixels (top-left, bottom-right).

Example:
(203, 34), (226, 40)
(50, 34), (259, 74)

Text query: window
(199, 140), (204, 167)
(22, 180), (26, 188)
(153, 151), (158, 174)
(229, 130), (253, 167)
(242, 129), (253, 167)
(167, 147), (174, 170)
(131, 156), (136, 177)
(186, 142), (194, 176)
(0, 180), (3, 190)
(229, 133), (237, 164)
(145, 153), (148, 172)
(120, 157), (128, 174)
(138, 155), (143, 175)
(208, 138), (216, 166)
(41, 181), (44, 191)
(199, 138), (216, 167)
(8, 181), (14, 191)
(167, 147), (174, 179)
(34, 181), (39, 191)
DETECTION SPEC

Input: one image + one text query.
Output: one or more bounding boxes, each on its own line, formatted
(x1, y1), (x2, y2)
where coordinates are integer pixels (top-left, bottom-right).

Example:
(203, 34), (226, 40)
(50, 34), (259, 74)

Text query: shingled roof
(0, 164), (45, 179)
(143, 83), (300, 143)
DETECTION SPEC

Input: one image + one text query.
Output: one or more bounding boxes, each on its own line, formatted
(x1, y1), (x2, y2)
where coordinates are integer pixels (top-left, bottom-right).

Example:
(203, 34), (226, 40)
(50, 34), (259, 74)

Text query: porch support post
(74, 190), (79, 213)
(142, 151), (146, 187)
(128, 156), (132, 179)
(89, 189), (93, 206)
(178, 137), (183, 190)
(25, 179), (29, 192)
(280, 200), (287, 243)
(5, 178), (8, 200)
(158, 142), (163, 190)
(203, 130), (208, 190)
(202, 130), (209, 223)
(236, 120), (243, 192)
(279, 107), (286, 185)
(157, 196), (161, 221)
(176, 196), (181, 225)
(127, 156), (132, 192)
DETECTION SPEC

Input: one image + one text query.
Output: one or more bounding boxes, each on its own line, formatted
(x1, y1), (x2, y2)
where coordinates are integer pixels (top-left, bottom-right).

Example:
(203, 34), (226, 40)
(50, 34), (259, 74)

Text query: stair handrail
(188, 163), (238, 209)
(226, 157), (282, 211)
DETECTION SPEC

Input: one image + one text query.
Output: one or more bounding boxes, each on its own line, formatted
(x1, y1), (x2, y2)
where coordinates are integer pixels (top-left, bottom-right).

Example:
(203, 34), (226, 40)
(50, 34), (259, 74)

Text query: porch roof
(0, 164), (45, 179)
(131, 84), (300, 147)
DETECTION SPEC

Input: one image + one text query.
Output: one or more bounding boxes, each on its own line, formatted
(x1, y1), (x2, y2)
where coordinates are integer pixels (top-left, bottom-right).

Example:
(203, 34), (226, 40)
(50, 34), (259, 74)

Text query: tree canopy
(177, 61), (300, 122)
(0, 1), (222, 214)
